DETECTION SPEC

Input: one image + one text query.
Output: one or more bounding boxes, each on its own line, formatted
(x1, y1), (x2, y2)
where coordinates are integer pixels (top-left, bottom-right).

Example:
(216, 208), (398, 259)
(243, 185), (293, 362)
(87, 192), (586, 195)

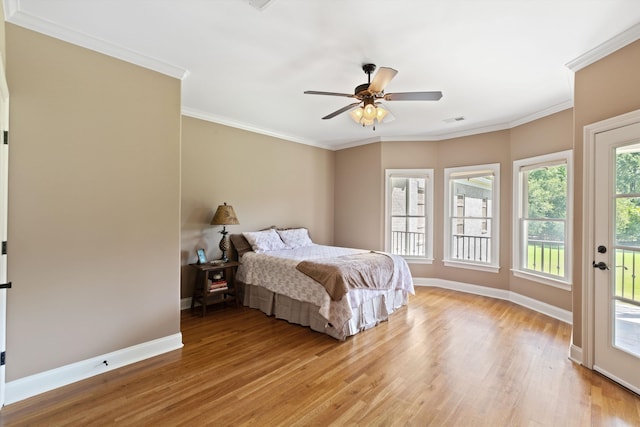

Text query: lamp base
(218, 227), (230, 263)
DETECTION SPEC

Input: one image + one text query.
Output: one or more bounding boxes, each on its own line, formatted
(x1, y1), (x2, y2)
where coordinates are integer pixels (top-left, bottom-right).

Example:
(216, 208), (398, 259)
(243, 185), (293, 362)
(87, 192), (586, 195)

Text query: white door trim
(582, 108), (640, 369)
(0, 56), (9, 408)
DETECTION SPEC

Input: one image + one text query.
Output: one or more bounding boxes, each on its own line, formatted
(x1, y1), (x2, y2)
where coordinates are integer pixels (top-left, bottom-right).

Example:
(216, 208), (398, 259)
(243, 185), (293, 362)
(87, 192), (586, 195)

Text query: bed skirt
(237, 282), (408, 340)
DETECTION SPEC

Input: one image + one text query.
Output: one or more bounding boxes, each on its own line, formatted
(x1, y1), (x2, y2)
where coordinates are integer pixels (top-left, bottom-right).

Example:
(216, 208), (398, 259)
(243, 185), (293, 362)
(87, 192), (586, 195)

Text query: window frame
(512, 150), (573, 289)
(443, 163), (501, 273)
(384, 169), (434, 264)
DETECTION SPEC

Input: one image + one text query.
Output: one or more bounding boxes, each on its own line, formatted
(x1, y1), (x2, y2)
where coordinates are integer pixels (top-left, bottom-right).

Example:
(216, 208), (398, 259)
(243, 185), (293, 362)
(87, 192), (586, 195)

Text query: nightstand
(189, 261), (240, 316)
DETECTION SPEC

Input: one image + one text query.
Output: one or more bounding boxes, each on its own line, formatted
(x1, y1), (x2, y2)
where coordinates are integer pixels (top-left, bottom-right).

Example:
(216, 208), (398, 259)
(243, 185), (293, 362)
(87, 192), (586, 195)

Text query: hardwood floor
(1, 287), (639, 426)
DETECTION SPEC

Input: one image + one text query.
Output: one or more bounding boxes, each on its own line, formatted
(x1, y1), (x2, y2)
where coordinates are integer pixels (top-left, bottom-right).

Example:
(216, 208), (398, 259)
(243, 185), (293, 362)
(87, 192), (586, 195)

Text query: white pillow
(276, 228), (313, 249)
(242, 229), (287, 253)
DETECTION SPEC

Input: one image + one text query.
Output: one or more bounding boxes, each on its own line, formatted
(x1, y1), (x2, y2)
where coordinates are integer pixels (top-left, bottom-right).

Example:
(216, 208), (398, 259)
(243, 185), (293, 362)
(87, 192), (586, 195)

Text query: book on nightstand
(208, 280), (228, 293)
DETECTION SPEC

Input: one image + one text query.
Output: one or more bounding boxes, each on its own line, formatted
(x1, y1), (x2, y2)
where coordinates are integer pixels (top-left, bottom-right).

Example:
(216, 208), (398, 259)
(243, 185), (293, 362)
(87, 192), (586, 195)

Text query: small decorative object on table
(210, 202), (240, 262)
(196, 248), (207, 264)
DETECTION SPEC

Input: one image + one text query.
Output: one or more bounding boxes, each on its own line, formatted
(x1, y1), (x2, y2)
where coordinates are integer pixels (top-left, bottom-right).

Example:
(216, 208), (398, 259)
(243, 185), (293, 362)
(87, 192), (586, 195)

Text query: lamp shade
(363, 103), (377, 120)
(376, 105), (389, 121)
(349, 107), (364, 123)
(211, 202), (240, 225)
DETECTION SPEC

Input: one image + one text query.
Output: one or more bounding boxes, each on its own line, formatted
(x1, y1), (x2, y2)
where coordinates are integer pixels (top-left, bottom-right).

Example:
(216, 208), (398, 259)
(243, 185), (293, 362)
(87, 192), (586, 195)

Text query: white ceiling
(4, 1), (640, 150)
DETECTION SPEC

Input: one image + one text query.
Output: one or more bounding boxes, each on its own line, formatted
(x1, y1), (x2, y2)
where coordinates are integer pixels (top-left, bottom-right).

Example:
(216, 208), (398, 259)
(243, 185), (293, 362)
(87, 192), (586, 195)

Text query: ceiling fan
(304, 63), (443, 129)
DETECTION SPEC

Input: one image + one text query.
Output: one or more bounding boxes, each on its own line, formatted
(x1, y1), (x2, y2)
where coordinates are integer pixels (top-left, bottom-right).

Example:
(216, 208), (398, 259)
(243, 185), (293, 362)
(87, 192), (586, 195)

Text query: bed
(231, 227), (414, 340)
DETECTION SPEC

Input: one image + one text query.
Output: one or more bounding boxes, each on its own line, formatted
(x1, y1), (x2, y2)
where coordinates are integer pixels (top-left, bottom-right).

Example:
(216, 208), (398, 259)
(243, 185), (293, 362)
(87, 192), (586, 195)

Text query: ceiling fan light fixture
(349, 103), (389, 128)
(363, 103), (377, 121)
(349, 107), (364, 123)
(376, 105), (389, 121)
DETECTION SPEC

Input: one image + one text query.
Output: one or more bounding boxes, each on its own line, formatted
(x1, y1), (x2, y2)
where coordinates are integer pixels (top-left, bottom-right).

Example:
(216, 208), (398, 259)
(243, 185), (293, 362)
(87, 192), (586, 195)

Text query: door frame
(582, 108), (640, 370)
(0, 57), (8, 407)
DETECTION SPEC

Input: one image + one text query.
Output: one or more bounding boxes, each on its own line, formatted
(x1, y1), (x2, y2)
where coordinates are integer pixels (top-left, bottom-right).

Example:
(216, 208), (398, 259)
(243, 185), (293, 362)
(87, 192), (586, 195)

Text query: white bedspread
(236, 244), (414, 330)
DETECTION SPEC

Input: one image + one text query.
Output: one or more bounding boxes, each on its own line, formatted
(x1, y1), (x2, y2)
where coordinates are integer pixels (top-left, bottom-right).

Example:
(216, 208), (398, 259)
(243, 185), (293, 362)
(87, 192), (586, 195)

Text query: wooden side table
(189, 261), (240, 316)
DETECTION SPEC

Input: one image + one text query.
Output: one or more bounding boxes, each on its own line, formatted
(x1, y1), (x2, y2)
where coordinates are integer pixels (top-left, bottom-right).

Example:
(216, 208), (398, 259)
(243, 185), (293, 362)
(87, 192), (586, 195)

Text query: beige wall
(339, 131), (514, 287)
(180, 116), (334, 298)
(334, 142), (382, 250)
(572, 40), (640, 347)
(5, 25), (182, 380)
(434, 131), (513, 289)
(335, 115), (575, 310)
(509, 109), (573, 311)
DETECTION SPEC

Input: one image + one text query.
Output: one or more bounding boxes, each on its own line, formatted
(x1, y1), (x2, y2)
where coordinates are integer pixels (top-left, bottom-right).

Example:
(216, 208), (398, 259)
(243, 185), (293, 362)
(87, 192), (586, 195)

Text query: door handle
(592, 261), (610, 270)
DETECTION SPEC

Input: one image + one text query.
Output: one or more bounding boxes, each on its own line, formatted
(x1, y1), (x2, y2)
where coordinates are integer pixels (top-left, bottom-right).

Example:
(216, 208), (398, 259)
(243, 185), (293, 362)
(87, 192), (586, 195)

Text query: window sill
(511, 269), (571, 291)
(443, 260), (500, 274)
(402, 257), (433, 265)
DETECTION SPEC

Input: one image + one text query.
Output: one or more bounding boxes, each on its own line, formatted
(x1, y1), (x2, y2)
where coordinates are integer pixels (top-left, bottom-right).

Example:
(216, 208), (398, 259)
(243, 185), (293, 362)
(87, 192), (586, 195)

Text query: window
(444, 164), (500, 272)
(513, 150), (572, 288)
(385, 169), (434, 263)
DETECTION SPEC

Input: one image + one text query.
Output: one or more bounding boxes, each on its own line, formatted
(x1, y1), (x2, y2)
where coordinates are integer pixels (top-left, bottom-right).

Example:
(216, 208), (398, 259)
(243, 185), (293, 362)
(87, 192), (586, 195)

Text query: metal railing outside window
(616, 247), (640, 305)
(526, 238), (565, 277)
(391, 231), (425, 256)
(451, 234), (491, 263)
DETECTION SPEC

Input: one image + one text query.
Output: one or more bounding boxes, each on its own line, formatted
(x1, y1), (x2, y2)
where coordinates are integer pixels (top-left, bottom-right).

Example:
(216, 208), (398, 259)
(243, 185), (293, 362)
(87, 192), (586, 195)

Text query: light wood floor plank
(1, 287), (639, 426)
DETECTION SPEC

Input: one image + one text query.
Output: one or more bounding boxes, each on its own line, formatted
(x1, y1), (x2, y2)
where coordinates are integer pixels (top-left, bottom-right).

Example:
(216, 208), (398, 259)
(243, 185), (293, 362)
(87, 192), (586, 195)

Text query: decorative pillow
(229, 234), (253, 258)
(242, 229), (287, 253)
(276, 228), (313, 249)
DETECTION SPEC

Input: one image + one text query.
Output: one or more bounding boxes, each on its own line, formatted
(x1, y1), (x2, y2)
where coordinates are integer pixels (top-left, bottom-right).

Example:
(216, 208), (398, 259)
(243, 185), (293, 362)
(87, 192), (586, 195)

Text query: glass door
(593, 122), (640, 393)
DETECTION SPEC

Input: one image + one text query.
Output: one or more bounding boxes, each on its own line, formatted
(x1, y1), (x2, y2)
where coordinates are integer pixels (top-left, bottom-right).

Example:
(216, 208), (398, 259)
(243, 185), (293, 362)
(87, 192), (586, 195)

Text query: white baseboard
(569, 343), (583, 365)
(414, 278), (572, 324)
(181, 297), (192, 311)
(5, 333), (183, 405)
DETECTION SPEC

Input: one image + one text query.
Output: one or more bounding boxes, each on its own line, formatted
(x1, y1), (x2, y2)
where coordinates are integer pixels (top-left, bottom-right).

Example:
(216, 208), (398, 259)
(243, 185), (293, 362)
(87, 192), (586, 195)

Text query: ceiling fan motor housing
(354, 83), (372, 97)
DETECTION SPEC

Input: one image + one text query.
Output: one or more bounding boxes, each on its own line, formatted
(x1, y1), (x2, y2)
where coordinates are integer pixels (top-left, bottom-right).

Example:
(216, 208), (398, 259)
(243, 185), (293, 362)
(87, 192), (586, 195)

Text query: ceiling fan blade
(304, 90), (356, 98)
(384, 91), (443, 101)
(322, 102), (362, 120)
(368, 67), (398, 93)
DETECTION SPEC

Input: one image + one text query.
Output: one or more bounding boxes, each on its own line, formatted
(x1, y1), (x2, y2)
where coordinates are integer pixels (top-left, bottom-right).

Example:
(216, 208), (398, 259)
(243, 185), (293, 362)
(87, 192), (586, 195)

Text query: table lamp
(210, 202), (240, 262)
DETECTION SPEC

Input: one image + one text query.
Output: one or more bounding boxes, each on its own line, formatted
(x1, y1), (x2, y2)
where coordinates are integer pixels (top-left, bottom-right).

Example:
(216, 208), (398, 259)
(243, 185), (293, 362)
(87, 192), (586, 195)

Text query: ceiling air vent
(444, 116), (465, 123)
(243, 0), (276, 10)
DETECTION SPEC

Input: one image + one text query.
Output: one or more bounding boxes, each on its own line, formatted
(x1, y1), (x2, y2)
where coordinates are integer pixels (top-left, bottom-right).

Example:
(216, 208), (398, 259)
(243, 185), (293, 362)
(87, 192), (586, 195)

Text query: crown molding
(184, 99), (574, 152)
(334, 98), (574, 148)
(566, 22), (640, 72)
(329, 136), (384, 151)
(416, 122), (513, 142)
(181, 107), (329, 150)
(3, 0), (189, 80)
(330, 121), (514, 150)
(509, 99), (574, 128)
